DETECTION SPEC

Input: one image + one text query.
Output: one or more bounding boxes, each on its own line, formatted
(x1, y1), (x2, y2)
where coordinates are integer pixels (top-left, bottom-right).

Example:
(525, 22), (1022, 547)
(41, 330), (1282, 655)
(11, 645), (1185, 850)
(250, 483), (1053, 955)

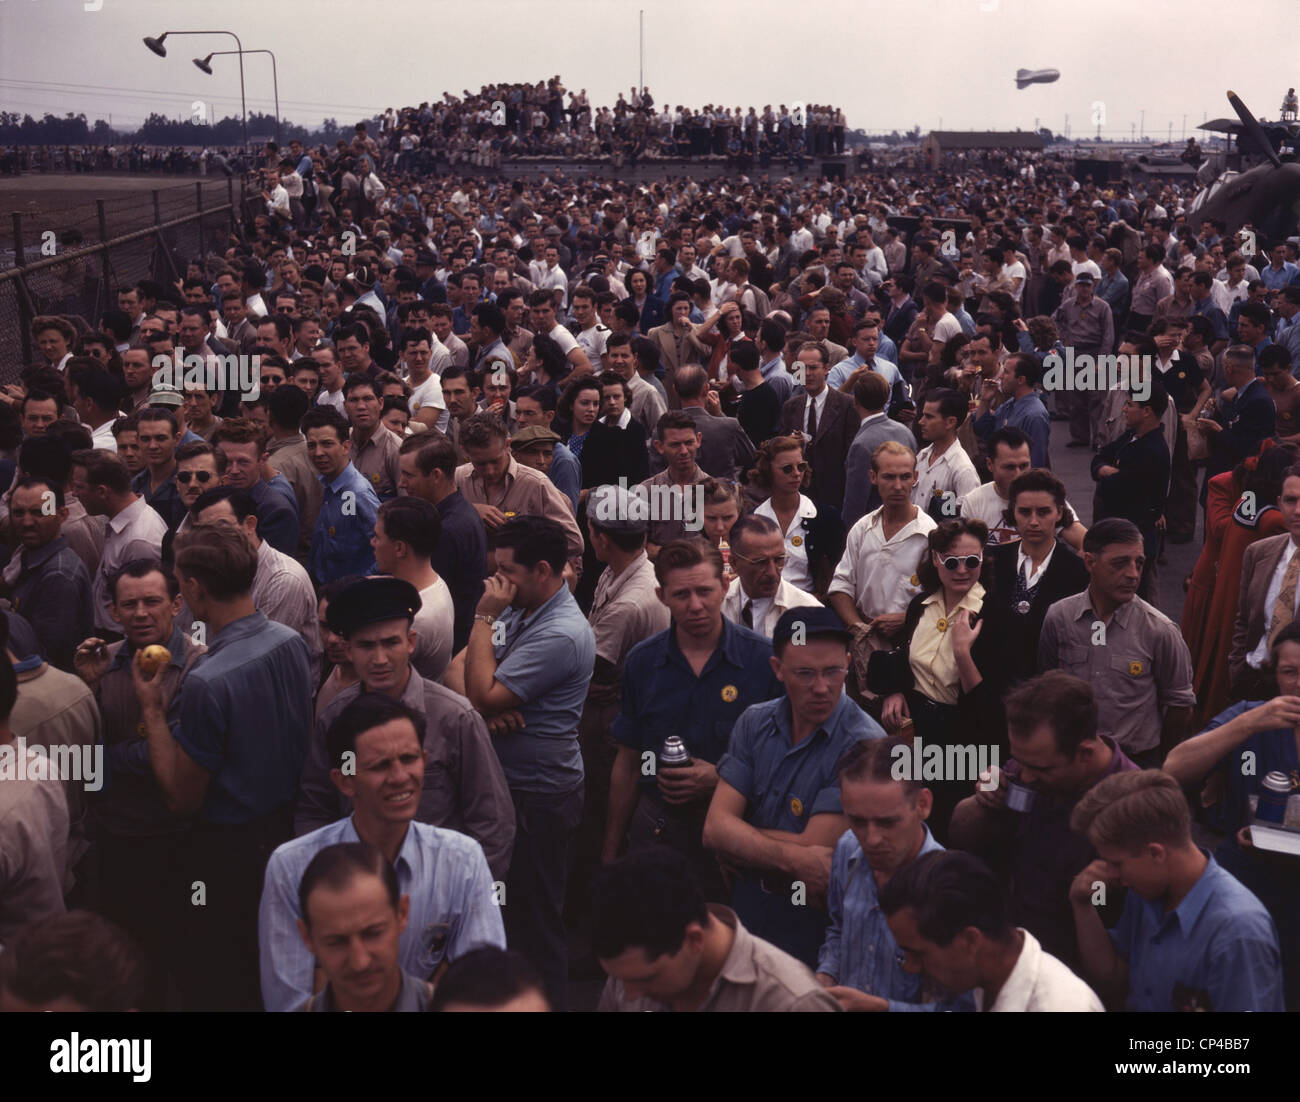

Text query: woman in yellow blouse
(869, 518), (1011, 842)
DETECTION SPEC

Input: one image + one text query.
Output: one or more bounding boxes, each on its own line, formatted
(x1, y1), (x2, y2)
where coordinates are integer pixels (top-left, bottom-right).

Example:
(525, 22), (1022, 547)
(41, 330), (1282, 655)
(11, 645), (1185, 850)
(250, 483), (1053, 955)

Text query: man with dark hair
(192, 486), (322, 681)
(344, 374), (401, 500)
(79, 450), (168, 635)
(516, 384), (581, 508)
(266, 686), (504, 1013)
(815, 736), (973, 1012)
(972, 353), (1050, 467)
(304, 407), (381, 584)
(705, 606), (884, 967)
(430, 946), (551, 1011)
(1092, 384), (1171, 599)
(398, 432), (486, 653)
(132, 408), (186, 531)
(757, 318), (796, 404)
(605, 332), (667, 437)
(211, 418), (301, 557)
(291, 843), (429, 1012)
(7, 476), (92, 670)
(732, 339), (783, 446)
(452, 514), (594, 1009)
(778, 342), (857, 508)
(71, 367), (127, 451)
(371, 497), (453, 680)
(912, 388), (980, 519)
(264, 384), (321, 559)
(841, 372), (916, 527)
(0, 911), (149, 1011)
(72, 558), (201, 992)
(1069, 770), (1283, 1011)
(949, 671), (1139, 972)
(1038, 518), (1195, 765)
(593, 847), (838, 1011)
(132, 521), (312, 1009)
(639, 410), (709, 556)
(880, 850), (1103, 1011)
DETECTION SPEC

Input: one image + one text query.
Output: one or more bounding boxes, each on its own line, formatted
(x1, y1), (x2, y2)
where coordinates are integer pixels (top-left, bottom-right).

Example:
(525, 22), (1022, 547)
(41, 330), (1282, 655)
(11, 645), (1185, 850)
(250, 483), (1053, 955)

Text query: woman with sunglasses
(748, 434), (844, 596)
(986, 469), (1088, 685)
(868, 518), (1011, 843)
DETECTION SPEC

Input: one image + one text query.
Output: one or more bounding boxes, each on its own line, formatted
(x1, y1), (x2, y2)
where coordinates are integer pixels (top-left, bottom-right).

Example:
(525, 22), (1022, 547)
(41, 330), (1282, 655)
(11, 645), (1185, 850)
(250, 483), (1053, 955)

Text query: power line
(0, 77), (380, 115)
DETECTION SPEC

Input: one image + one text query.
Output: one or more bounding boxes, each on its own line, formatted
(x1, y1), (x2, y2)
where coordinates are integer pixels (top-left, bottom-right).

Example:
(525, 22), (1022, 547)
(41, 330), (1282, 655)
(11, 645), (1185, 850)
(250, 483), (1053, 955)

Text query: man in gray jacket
(841, 373), (916, 529)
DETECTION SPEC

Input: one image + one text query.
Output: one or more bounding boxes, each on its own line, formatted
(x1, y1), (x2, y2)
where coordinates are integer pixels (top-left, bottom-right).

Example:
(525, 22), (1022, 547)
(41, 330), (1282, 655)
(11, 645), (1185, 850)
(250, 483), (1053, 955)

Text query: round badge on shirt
(791, 535), (803, 547)
(790, 796), (804, 817)
(721, 684), (738, 703)
(1129, 661), (1143, 676)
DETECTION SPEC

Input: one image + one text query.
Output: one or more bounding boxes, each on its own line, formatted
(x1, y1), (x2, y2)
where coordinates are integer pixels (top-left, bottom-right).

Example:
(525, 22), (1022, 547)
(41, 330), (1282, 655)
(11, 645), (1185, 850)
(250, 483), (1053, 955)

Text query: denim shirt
(309, 463), (380, 585)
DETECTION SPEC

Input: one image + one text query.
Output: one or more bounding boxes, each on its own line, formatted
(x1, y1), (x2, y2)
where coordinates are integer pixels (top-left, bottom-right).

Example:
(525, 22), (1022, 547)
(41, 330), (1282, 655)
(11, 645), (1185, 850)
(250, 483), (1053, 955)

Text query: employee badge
(371, 473), (381, 486)
(1016, 600), (1031, 614)
(328, 526), (337, 537)
(1129, 661), (1143, 676)
(791, 535), (803, 547)
(721, 684), (738, 703)
(790, 796), (804, 817)
(936, 617), (948, 632)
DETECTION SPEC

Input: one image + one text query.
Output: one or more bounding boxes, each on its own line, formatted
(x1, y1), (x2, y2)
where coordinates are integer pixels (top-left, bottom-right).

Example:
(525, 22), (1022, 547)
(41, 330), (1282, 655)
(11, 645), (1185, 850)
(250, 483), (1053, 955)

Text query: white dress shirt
(802, 387), (829, 439)
(913, 441), (981, 510)
(828, 506), (936, 617)
(974, 929), (1104, 1012)
(1017, 542), (1056, 590)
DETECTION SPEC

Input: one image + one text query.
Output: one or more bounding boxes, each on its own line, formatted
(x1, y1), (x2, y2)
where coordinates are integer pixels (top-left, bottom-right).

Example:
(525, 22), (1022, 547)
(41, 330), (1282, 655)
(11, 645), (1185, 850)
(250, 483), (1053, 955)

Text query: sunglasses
(176, 470), (214, 485)
(779, 461), (809, 475)
(937, 554), (983, 571)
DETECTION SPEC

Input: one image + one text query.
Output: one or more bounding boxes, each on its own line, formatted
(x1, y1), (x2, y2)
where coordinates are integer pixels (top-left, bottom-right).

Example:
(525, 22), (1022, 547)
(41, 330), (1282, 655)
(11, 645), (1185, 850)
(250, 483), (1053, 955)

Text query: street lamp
(142, 30), (248, 149)
(194, 49), (279, 144)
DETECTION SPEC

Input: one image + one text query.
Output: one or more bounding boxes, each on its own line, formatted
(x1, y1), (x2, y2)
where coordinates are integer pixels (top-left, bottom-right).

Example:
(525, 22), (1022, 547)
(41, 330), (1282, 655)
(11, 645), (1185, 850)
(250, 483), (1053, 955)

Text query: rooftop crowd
(1, 124), (1299, 1014)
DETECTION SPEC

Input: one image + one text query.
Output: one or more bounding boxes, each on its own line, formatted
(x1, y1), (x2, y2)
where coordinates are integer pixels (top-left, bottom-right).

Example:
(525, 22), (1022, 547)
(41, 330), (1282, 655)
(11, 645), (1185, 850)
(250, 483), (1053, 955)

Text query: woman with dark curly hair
(747, 434), (843, 596)
(867, 517), (1012, 842)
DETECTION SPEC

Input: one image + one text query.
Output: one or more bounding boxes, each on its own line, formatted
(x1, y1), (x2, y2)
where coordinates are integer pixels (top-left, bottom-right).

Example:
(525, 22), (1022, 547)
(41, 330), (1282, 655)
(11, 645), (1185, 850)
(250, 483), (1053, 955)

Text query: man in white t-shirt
(373, 498), (455, 682)
(528, 290), (591, 376)
(958, 429), (1085, 550)
(312, 345), (347, 416)
(570, 287), (608, 371)
(401, 328), (449, 434)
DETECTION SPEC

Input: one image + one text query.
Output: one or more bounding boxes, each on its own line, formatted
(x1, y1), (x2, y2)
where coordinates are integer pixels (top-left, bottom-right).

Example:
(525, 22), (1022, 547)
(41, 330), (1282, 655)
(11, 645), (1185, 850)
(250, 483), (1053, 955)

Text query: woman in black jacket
(868, 518), (1012, 843)
(987, 468), (1089, 684)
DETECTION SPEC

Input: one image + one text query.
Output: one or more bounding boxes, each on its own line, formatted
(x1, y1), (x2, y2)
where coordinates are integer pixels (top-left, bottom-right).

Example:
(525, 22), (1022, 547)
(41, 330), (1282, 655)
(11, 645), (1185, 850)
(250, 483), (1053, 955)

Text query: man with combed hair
(430, 946), (551, 1012)
(134, 521), (312, 1010)
(816, 737), (974, 1012)
(880, 849), (1104, 1012)
(593, 847), (839, 1012)
(1069, 769), (1284, 1012)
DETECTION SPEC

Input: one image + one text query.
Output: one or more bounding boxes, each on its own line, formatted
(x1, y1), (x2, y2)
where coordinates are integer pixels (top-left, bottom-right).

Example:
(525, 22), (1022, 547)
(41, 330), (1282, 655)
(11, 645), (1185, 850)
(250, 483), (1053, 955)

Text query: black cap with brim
(326, 576), (422, 638)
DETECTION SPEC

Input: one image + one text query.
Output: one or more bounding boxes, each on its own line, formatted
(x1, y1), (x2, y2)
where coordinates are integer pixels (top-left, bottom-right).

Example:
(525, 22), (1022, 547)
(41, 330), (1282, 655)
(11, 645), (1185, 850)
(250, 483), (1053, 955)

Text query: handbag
(1184, 417), (1210, 462)
(865, 646), (909, 696)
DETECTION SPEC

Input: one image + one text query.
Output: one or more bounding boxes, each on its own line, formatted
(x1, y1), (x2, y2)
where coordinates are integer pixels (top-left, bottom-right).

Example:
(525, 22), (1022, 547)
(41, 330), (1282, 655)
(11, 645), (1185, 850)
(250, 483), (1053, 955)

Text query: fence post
(227, 176), (235, 244)
(96, 198), (110, 321)
(196, 182), (206, 263)
(11, 212), (33, 366)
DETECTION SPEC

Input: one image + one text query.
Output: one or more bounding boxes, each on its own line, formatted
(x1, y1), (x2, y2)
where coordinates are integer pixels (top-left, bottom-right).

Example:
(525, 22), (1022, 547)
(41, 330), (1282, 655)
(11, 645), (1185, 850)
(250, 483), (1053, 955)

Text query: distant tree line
(0, 110), (377, 146)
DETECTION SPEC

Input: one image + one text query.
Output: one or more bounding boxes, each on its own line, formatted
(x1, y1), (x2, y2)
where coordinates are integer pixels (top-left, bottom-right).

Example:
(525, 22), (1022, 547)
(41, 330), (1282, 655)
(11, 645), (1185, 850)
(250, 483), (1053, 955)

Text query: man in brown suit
(1228, 467), (1300, 701)
(778, 342), (859, 509)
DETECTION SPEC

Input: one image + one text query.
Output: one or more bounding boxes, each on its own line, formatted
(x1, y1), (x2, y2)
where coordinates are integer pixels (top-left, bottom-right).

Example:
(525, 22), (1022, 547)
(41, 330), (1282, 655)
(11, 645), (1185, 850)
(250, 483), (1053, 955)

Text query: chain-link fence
(0, 178), (246, 380)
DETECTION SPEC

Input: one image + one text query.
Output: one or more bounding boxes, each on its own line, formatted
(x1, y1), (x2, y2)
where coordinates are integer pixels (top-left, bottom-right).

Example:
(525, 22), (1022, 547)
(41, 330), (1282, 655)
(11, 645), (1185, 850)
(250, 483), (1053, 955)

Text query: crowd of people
(2, 130), (1300, 1015)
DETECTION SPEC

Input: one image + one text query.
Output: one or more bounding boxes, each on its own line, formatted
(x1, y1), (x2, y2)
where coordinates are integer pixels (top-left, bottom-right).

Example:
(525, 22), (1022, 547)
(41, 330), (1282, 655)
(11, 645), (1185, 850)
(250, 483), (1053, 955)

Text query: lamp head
(143, 34), (168, 57)
(193, 55), (214, 75)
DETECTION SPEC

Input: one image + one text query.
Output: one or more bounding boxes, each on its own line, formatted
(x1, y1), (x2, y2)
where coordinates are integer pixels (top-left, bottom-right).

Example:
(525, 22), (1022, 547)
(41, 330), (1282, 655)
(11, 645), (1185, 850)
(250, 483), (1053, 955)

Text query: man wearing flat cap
(295, 575), (515, 882)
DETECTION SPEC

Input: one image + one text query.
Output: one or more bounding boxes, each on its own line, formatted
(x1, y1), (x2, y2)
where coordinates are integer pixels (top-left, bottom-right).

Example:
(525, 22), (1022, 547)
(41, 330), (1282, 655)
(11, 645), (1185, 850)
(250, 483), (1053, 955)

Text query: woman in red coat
(1191, 442), (1297, 725)
(1182, 469), (1239, 659)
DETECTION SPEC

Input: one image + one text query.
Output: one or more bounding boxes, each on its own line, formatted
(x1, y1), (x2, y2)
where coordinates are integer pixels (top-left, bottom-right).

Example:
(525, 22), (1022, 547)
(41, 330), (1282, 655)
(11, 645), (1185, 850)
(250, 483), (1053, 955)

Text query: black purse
(865, 646), (909, 696)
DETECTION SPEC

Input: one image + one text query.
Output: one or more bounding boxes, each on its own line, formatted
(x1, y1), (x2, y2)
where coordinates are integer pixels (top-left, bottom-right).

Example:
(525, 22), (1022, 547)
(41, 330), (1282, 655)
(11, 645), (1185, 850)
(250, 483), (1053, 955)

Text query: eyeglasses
(731, 551), (787, 570)
(778, 461), (809, 475)
(787, 666), (849, 686)
(937, 554), (983, 571)
(176, 470), (214, 485)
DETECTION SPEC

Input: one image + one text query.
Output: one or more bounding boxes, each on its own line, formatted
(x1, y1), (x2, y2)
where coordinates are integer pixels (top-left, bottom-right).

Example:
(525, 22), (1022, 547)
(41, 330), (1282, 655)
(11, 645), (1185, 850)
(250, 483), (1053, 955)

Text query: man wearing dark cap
(1051, 269), (1114, 448)
(704, 606), (885, 968)
(294, 575), (514, 880)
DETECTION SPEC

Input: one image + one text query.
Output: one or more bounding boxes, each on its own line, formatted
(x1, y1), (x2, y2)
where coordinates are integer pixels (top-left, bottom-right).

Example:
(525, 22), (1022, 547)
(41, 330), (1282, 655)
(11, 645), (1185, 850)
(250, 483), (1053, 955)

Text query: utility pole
(639, 10), (644, 91)
(1140, 109), (1145, 140)
(1064, 113), (1069, 140)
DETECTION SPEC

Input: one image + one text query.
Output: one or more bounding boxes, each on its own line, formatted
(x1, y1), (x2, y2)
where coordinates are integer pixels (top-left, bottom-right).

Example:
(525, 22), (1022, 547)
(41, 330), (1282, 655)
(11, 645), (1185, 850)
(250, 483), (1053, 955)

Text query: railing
(0, 178), (245, 378)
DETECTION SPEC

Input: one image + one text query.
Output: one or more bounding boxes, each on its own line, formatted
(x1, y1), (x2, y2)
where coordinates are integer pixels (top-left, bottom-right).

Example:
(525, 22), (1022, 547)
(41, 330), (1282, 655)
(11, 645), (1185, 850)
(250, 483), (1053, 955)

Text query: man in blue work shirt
(704, 606), (885, 969)
(132, 521), (313, 1010)
(455, 514), (594, 1011)
(304, 407), (381, 585)
(972, 353), (1050, 468)
(604, 538), (781, 899)
(1070, 769), (1284, 1012)
(815, 736), (974, 1012)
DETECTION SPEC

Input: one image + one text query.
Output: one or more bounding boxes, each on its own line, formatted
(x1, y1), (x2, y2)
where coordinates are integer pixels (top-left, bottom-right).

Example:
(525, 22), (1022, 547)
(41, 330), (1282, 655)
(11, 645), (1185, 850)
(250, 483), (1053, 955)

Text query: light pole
(143, 30), (248, 149)
(195, 49), (279, 144)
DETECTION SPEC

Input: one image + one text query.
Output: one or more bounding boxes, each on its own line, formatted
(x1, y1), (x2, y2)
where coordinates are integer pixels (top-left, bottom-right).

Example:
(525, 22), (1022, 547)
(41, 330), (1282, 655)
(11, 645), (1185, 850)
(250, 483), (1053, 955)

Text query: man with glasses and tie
(722, 515), (822, 639)
(704, 607), (885, 969)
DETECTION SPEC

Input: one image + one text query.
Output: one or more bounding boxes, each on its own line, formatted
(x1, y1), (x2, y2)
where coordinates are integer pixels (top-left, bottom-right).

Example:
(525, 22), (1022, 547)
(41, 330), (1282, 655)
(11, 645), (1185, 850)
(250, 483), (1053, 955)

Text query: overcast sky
(0, 0), (1292, 141)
